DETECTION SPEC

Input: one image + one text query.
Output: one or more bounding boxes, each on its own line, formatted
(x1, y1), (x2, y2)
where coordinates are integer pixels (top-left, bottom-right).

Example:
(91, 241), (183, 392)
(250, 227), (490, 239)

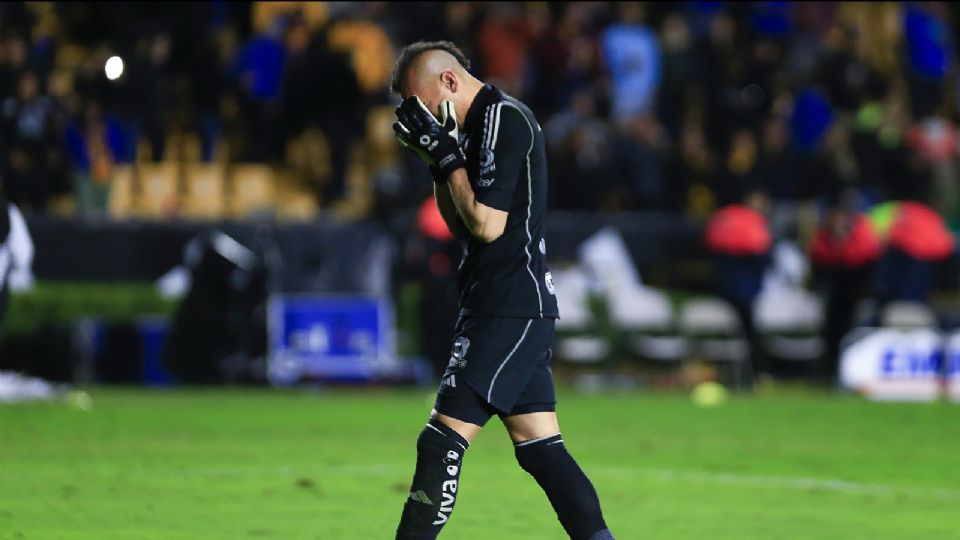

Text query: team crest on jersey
(479, 149), (494, 168)
(448, 336), (470, 368)
(545, 271), (556, 295)
(479, 149), (496, 176)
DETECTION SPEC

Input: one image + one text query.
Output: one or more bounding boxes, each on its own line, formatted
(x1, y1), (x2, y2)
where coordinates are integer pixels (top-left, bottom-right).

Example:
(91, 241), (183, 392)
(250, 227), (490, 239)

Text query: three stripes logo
(408, 490), (433, 505)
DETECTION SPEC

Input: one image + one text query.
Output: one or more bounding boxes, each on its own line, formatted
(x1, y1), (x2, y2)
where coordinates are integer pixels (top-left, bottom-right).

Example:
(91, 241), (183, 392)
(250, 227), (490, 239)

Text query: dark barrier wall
(26, 213), (707, 289)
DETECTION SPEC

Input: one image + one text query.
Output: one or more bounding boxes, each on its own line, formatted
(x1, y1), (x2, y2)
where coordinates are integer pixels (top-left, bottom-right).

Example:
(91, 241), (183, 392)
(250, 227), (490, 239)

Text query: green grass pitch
(2, 387), (959, 539)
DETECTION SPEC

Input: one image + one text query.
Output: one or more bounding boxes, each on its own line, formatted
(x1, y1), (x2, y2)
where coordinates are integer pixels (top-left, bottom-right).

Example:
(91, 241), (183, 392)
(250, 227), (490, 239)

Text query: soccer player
(391, 41), (615, 540)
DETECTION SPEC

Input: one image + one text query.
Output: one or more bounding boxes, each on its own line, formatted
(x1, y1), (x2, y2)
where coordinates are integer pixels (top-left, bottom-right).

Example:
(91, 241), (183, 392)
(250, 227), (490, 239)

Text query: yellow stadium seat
(328, 20), (393, 92)
(277, 187), (320, 221)
(137, 162), (180, 218)
(228, 163), (276, 218)
(252, 2), (327, 33)
(182, 163), (226, 219)
(108, 165), (136, 219)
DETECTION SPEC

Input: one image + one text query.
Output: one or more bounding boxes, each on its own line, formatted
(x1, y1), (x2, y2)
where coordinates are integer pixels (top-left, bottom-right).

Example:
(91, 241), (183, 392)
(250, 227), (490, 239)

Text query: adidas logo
(408, 490), (433, 505)
(442, 374), (457, 388)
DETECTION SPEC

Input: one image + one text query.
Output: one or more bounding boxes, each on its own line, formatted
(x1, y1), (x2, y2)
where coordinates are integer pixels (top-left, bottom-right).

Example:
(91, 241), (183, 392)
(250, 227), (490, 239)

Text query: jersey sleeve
(473, 104), (533, 212)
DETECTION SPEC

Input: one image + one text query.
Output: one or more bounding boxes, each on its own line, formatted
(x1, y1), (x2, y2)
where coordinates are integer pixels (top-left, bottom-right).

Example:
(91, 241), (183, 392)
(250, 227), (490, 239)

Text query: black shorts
(434, 316), (557, 426)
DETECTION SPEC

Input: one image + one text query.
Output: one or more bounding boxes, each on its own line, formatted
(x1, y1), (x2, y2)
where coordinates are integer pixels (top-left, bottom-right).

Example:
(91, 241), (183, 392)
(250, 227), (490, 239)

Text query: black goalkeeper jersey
(454, 84), (559, 319)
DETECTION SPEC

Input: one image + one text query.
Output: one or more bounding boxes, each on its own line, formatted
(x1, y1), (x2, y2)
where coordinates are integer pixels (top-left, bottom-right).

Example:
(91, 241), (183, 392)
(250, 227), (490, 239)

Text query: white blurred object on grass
(0, 371), (66, 403)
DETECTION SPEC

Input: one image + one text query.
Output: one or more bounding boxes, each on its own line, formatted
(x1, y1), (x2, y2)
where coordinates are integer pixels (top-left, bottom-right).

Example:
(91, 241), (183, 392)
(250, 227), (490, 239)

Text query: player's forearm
(434, 181), (470, 239)
(446, 169), (501, 243)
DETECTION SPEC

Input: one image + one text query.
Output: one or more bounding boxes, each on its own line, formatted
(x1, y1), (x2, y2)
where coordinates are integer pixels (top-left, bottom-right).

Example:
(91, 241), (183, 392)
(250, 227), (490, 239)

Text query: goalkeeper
(391, 41), (615, 540)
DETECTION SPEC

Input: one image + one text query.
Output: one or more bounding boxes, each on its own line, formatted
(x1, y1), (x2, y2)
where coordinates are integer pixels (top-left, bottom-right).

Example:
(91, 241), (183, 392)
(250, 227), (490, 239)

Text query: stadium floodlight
(104, 56), (124, 80)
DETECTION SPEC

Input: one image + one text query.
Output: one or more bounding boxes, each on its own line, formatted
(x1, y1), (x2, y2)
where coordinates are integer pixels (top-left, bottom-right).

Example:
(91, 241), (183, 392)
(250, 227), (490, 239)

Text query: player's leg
(502, 353), (614, 540)
(395, 416), (475, 540)
(396, 325), (495, 540)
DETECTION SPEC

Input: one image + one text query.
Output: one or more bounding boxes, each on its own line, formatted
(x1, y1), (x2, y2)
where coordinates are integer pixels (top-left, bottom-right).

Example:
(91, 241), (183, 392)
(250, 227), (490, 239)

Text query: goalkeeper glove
(394, 97), (466, 183)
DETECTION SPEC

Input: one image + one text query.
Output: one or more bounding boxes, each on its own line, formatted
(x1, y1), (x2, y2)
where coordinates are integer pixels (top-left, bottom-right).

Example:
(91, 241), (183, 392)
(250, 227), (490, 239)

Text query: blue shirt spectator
(601, 10), (661, 119)
(234, 30), (287, 100)
(64, 115), (127, 171)
(904, 5), (950, 79)
(790, 88), (834, 153)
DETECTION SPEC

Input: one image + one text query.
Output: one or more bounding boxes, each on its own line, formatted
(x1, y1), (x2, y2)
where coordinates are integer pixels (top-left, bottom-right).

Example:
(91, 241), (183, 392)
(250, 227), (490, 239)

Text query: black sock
(396, 419), (470, 540)
(515, 434), (613, 540)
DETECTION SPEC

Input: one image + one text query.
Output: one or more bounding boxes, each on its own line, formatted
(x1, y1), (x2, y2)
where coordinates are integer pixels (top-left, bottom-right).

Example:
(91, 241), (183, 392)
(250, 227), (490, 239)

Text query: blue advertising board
(840, 328), (960, 402)
(267, 295), (396, 385)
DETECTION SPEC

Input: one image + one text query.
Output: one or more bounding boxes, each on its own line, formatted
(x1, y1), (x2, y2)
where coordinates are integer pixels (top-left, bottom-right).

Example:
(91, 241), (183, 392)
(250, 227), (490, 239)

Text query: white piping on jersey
(481, 103), (493, 150)
(481, 102), (503, 150)
(487, 319), (533, 403)
(490, 103), (503, 149)
(498, 100), (543, 317)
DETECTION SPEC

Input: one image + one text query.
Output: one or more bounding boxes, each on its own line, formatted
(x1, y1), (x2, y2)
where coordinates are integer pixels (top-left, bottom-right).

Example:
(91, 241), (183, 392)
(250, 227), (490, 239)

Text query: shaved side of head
(406, 49), (468, 92)
(390, 40), (471, 95)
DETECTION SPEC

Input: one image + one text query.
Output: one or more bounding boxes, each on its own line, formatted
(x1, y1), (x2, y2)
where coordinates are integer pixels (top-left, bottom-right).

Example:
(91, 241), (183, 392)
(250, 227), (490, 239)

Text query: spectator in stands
(905, 115), (960, 228)
(657, 13), (698, 139)
(667, 120), (716, 217)
(64, 102), (125, 217)
(233, 15), (288, 161)
(476, 4), (531, 98)
(723, 127), (761, 197)
(0, 35), (28, 99)
(121, 33), (174, 162)
(696, 11), (741, 149)
(902, 3), (951, 119)
(704, 189), (774, 381)
(755, 116), (800, 229)
(601, 3), (661, 122)
(1, 70), (58, 212)
(281, 18), (361, 206)
(189, 30), (231, 162)
(547, 93), (618, 211)
(611, 114), (669, 210)
(810, 191), (882, 378)
(874, 199), (956, 306)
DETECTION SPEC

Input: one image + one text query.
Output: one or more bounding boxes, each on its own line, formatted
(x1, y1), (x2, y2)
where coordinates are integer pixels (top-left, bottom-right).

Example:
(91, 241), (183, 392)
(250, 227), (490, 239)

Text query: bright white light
(105, 56), (124, 80)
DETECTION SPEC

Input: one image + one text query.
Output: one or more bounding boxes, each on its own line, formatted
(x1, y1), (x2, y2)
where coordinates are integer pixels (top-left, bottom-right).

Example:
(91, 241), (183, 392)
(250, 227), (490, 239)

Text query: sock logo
(432, 450), (460, 525)
(408, 490), (433, 505)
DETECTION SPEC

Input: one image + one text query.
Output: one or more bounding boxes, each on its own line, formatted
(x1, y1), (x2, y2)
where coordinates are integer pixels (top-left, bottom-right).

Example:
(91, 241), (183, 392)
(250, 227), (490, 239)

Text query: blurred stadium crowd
(2, 2), (960, 386)
(0, 2), (958, 223)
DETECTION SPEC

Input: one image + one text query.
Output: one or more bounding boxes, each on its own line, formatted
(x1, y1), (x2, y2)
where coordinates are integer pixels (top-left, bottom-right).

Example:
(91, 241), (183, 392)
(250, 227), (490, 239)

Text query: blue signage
(267, 295), (395, 384)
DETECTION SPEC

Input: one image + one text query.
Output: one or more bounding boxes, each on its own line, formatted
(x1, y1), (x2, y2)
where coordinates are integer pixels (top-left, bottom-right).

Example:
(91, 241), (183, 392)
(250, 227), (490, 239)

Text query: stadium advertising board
(267, 295), (396, 385)
(840, 328), (960, 401)
(946, 332), (960, 403)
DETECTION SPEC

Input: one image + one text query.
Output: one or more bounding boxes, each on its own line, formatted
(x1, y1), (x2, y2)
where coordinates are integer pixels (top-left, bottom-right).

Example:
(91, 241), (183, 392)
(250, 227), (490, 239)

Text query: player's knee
(515, 446), (538, 476)
(417, 418), (470, 459)
(514, 433), (563, 474)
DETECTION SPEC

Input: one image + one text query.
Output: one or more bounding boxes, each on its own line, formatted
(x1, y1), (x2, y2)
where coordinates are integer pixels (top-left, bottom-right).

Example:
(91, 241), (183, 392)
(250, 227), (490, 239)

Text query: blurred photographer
(0, 195), (36, 332)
